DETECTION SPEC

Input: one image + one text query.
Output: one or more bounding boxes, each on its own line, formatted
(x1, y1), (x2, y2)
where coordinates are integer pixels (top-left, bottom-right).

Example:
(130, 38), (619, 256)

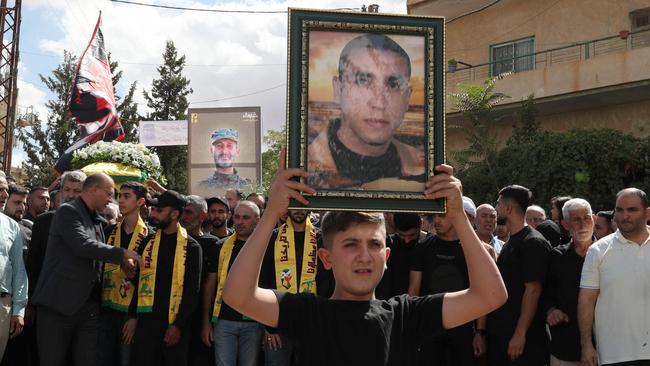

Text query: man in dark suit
(31, 172), (142, 366)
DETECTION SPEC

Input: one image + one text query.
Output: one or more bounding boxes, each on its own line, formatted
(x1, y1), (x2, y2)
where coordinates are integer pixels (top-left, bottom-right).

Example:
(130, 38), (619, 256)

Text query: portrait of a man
(307, 32), (426, 191)
(198, 128), (251, 190)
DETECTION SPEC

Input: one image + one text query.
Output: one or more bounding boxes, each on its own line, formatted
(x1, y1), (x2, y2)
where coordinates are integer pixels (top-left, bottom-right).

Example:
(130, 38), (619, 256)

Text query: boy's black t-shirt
(487, 226), (551, 342)
(278, 292), (445, 366)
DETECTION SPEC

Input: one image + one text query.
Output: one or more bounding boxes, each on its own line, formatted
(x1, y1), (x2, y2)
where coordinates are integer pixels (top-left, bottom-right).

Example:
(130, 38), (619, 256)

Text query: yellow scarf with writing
(137, 225), (188, 324)
(102, 217), (148, 311)
(212, 233), (237, 322)
(274, 217), (318, 294)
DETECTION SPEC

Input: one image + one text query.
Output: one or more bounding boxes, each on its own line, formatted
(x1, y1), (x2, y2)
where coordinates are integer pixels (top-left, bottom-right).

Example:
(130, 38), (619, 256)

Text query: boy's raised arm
(222, 149), (315, 328)
(424, 165), (507, 330)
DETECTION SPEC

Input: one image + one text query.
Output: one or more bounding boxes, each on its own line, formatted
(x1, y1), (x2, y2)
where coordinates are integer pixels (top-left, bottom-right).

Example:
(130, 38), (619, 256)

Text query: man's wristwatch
(474, 328), (487, 336)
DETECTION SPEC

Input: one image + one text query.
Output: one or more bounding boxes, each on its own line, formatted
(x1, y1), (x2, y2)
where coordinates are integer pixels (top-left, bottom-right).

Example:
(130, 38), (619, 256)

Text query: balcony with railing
(446, 28), (650, 113)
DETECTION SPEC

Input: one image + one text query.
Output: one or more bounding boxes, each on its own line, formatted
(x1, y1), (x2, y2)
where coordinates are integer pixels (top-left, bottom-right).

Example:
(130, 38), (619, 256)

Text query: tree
(17, 51), (80, 186)
(109, 54), (140, 143)
(17, 52), (140, 186)
(260, 128), (286, 192)
(142, 40), (193, 192)
(450, 74), (510, 195)
(510, 94), (539, 145)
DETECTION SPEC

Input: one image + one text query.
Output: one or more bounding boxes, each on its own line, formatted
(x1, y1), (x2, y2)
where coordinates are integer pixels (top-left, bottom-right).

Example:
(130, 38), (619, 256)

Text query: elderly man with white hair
(544, 198), (596, 366)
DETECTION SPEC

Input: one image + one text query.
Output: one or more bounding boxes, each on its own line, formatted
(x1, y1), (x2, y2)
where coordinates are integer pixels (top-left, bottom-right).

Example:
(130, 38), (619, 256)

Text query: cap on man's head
(463, 196), (477, 218)
(206, 196), (229, 211)
(147, 190), (186, 211)
(211, 128), (239, 144)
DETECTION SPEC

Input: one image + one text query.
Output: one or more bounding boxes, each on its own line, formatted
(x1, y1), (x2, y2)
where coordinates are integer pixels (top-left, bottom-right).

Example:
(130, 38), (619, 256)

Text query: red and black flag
(55, 11), (125, 174)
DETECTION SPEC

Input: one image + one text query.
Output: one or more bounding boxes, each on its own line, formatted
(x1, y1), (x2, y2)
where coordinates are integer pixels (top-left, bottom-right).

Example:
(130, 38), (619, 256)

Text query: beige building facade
(408, 0), (650, 156)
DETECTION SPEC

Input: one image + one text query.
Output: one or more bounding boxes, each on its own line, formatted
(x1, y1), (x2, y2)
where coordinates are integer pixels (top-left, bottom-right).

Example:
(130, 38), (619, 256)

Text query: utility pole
(0, 0), (21, 173)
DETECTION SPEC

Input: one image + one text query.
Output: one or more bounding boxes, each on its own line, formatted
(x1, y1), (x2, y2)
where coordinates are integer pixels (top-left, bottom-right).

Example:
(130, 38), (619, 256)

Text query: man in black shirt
(201, 201), (262, 366)
(544, 198), (596, 366)
(488, 185), (551, 366)
(180, 195), (219, 366)
(131, 190), (202, 366)
(385, 213), (425, 297)
(98, 181), (149, 366)
(205, 196), (233, 239)
(409, 198), (493, 366)
(221, 160), (507, 366)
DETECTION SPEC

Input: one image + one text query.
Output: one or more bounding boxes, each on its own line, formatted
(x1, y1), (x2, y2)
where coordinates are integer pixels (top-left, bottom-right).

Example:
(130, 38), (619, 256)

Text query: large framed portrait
(286, 8), (446, 213)
(187, 107), (261, 197)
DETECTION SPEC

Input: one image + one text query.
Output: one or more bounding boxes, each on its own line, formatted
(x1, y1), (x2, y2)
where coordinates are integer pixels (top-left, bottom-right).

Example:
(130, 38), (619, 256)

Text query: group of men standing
(0, 164), (648, 366)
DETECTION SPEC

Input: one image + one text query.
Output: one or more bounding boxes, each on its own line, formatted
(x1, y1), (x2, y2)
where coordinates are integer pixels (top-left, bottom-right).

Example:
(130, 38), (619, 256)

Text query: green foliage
(261, 128), (286, 193)
(450, 75), (510, 194)
(17, 51), (80, 186)
(496, 129), (648, 211)
(510, 94), (539, 145)
(458, 94), (650, 211)
(142, 40), (193, 193)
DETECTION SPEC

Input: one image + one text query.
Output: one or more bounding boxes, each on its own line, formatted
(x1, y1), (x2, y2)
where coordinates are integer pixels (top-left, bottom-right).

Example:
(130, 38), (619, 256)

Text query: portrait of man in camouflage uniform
(198, 128), (251, 189)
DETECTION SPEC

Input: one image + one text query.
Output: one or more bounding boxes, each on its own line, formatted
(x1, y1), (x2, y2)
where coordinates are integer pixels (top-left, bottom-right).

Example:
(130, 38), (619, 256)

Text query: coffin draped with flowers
(71, 141), (166, 187)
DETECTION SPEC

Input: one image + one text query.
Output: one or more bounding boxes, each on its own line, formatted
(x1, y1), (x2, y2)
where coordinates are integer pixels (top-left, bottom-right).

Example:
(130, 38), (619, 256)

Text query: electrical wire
(108, 0), (360, 13)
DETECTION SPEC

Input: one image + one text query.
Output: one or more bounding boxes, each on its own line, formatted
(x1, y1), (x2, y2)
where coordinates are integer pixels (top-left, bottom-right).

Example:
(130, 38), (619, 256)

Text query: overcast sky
(15, 0), (408, 166)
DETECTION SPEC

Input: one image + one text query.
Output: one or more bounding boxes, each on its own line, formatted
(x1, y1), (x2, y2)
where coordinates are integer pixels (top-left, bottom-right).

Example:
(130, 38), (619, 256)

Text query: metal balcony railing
(447, 28), (650, 84)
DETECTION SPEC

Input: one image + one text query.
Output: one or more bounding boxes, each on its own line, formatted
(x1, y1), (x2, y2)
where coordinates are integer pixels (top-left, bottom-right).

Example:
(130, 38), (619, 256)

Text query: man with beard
(179, 195), (219, 366)
(205, 197), (232, 239)
(131, 190), (202, 366)
(487, 185), (551, 366)
(24, 187), (50, 222)
(98, 182), (149, 366)
(259, 209), (331, 366)
(0, 172), (27, 362)
(579, 188), (650, 366)
(0, 185), (33, 366)
(4, 185), (32, 255)
(199, 128), (251, 190)
(544, 198), (596, 366)
(201, 201), (262, 366)
(409, 198), (493, 366)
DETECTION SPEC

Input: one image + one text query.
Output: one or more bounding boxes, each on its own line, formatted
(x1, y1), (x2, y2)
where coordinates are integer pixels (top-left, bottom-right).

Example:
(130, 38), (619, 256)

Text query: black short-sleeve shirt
(278, 292), (445, 366)
(487, 226), (551, 342)
(410, 236), (469, 296)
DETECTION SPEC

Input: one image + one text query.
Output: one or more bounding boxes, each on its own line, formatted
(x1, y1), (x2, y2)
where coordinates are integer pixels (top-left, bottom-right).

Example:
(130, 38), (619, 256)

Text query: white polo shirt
(580, 227), (650, 365)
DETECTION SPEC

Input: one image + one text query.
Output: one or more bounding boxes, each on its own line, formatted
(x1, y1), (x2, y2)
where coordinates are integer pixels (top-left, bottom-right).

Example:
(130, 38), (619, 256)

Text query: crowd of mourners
(0, 166), (648, 366)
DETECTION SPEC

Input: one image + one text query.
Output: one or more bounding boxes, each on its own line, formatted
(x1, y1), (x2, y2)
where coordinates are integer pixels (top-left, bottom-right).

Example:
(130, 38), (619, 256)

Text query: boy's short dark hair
(120, 181), (148, 199)
(321, 211), (385, 249)
(393, 213), (421, 232)
(499, 185), (533, 214)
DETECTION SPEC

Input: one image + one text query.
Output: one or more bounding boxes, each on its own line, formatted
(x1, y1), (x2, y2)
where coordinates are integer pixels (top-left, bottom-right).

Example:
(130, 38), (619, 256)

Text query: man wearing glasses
(308, 33), (425, 189)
